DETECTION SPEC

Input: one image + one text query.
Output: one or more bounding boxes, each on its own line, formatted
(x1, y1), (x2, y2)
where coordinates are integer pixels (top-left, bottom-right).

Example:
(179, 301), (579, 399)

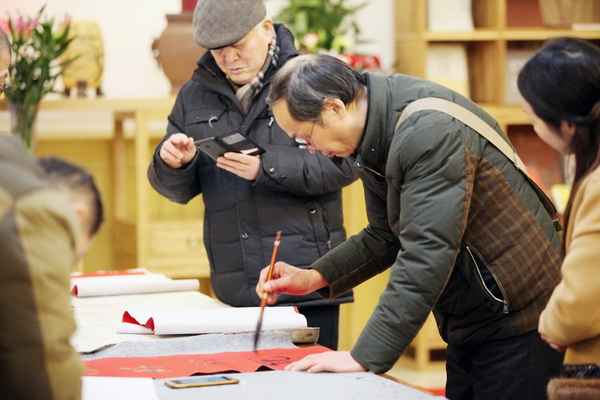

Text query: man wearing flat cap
(148, 0), (358, 350)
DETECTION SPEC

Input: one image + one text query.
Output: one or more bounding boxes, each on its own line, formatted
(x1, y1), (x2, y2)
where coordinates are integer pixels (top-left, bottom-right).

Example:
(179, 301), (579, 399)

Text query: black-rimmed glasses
(294, 121), (316, 150)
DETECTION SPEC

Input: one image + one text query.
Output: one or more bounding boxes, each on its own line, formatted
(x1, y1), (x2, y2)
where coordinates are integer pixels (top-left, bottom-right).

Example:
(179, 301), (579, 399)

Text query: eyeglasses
(294, 121), (317, 151)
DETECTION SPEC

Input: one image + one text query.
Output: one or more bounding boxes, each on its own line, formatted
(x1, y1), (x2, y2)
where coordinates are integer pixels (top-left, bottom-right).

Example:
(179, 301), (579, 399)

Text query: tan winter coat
(0, 135), (83, 400)
(544, 166), (600, 364)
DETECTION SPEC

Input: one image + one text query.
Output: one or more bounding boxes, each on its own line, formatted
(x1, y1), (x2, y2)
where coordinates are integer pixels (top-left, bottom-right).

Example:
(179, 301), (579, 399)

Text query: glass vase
(9, 102), (39, 154)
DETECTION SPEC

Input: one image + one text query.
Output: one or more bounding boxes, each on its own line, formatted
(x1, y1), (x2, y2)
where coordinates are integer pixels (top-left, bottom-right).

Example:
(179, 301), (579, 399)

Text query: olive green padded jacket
(311, 74), (561, 373)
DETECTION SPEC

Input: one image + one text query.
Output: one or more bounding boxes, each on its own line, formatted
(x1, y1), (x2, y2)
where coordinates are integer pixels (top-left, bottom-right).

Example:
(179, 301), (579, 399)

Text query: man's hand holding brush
(255, 261), (367, 373)
(256, 262), (329, 304)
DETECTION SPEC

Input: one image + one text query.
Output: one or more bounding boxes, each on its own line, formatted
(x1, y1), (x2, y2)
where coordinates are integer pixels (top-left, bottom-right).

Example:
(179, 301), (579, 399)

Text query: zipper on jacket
(466, 245), (509, 314)
(352, 156), (386, 178)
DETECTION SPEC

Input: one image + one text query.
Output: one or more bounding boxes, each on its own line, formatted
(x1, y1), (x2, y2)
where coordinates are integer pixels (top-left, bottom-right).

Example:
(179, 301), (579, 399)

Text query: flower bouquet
(275, 0), (367, 54)
(0, 5), (73, 152)
(273, 0), (381, 73)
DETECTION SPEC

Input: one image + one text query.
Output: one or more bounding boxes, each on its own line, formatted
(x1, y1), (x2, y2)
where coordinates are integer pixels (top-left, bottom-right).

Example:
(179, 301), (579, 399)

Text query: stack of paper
(428, 0), (474, 32)
(70, 269), (199, 297)
(118, 306), (307, 335)
(426, 43), (470, 98)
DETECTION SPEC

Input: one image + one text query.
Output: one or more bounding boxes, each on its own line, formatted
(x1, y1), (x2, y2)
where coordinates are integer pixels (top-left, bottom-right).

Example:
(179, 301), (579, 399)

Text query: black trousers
(445, 329), (564, 400)
(297, 304), (340, 350)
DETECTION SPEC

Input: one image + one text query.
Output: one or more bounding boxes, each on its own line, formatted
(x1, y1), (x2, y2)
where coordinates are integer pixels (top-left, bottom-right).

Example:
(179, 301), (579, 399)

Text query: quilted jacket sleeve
(255, 145), (358, 197)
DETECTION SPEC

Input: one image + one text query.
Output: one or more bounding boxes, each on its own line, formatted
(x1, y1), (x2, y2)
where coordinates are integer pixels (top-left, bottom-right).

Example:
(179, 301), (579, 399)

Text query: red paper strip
(71, 270), (146, 278)
(84, 347), (332, 379)
(121, 312), (155, 330)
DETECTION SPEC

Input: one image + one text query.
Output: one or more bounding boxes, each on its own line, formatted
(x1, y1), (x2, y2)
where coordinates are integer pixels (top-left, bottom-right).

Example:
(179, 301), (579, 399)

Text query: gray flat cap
(193, 0), (267, 49)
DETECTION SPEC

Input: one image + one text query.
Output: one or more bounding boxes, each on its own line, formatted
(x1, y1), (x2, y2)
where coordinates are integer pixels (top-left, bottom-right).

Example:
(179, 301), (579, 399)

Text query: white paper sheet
(71, 274), (199, 297)
(119, 306), (307, 335)
(72, 291), (229, 353)
(82, 376), (159, 400)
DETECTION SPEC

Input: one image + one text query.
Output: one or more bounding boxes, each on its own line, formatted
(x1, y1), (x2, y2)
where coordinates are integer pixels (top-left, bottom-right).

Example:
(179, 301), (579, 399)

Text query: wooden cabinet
(393, 0), (600, 190)
(2, 98), (211, 279)
(109, 101), (211, 279)
(398, 314), (447, 370)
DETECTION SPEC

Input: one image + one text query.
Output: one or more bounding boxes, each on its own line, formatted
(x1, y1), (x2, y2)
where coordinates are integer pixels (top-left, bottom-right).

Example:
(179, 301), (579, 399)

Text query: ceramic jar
(152, 12), (207, 95)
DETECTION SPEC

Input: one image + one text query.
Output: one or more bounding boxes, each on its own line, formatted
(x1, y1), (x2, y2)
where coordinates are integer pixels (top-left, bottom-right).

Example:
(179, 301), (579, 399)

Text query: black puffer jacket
(148, 24), (358, 307)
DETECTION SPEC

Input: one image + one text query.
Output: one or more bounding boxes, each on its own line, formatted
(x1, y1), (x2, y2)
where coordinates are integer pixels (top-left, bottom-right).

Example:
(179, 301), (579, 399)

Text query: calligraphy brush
(254, 230), (282, 351)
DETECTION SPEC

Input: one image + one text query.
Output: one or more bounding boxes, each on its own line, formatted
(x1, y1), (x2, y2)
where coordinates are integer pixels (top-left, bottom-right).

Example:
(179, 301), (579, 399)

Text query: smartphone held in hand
(195, 131), (265, 161)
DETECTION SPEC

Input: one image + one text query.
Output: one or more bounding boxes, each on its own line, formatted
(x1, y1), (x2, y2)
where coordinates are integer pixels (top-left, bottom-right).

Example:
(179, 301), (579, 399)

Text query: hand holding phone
(195, 131), (265, 161)
(164, 375), (239, 389)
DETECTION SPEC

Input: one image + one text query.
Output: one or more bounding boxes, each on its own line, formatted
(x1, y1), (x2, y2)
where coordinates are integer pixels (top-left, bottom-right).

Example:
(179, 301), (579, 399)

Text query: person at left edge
(0, 29), (98, 400)
(147, 0), (358, 350)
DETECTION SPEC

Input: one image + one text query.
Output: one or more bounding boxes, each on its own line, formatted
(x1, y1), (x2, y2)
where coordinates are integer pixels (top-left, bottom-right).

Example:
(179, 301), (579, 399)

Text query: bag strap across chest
(396, 97), (562, 231)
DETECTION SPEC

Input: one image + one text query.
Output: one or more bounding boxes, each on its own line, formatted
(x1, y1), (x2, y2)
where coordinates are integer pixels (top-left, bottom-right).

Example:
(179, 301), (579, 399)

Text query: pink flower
(0, 20), (8, 35)
(56, 13), (71, 37)
(15, 15), (25, 33)
(60, 13), (71, 30)
(13, 15), (37, 39)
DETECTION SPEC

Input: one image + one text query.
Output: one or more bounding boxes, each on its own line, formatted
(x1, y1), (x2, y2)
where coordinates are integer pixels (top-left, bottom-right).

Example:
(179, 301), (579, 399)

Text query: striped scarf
(232, 34), (279, 113)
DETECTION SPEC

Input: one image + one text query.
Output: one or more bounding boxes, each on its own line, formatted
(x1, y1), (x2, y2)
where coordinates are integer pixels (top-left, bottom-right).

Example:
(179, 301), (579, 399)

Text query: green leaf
(273, 0), (369, 53)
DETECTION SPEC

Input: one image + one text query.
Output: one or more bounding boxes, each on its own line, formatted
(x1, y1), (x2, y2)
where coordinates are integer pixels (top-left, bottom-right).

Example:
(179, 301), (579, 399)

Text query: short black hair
(518, 36), (600, 129)
(38, 156), (104, 236)
(268, 54), (367, 122)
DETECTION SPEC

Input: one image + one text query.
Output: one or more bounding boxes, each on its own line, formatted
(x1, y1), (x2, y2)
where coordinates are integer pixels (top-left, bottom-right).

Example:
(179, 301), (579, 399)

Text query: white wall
(353, 0), (395, 72)
(0, 0), (394, 99)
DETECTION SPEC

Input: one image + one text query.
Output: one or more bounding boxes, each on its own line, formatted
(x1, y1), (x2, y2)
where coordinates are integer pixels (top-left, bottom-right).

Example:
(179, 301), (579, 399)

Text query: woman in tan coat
(518, 37), (600, 397)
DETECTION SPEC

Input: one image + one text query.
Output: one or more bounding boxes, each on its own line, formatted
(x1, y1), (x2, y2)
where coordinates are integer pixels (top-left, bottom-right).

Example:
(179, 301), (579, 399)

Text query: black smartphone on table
(195, 130), (265, 161)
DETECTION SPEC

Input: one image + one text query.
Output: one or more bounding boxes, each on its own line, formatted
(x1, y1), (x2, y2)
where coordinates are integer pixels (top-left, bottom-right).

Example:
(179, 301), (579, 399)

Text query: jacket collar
(356, 73), (395, 175)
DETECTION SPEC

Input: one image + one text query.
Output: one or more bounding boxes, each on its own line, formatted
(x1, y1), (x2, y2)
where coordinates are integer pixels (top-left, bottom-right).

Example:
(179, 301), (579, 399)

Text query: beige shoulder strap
(397, 97), (529, 174)
(396, 97), (561, 231)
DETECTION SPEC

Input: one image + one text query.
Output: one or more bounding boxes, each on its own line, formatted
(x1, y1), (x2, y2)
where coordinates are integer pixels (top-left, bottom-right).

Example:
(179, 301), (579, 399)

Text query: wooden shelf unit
(110, 102), (211, 279)
(392, 0), (600, 369)
(394, 0), (600, 109)
(11, 97), (212, 280)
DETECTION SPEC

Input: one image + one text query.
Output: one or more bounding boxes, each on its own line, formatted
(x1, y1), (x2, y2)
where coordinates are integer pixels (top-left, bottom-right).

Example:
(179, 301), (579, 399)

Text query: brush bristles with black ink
(253, 304), (265, 350)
